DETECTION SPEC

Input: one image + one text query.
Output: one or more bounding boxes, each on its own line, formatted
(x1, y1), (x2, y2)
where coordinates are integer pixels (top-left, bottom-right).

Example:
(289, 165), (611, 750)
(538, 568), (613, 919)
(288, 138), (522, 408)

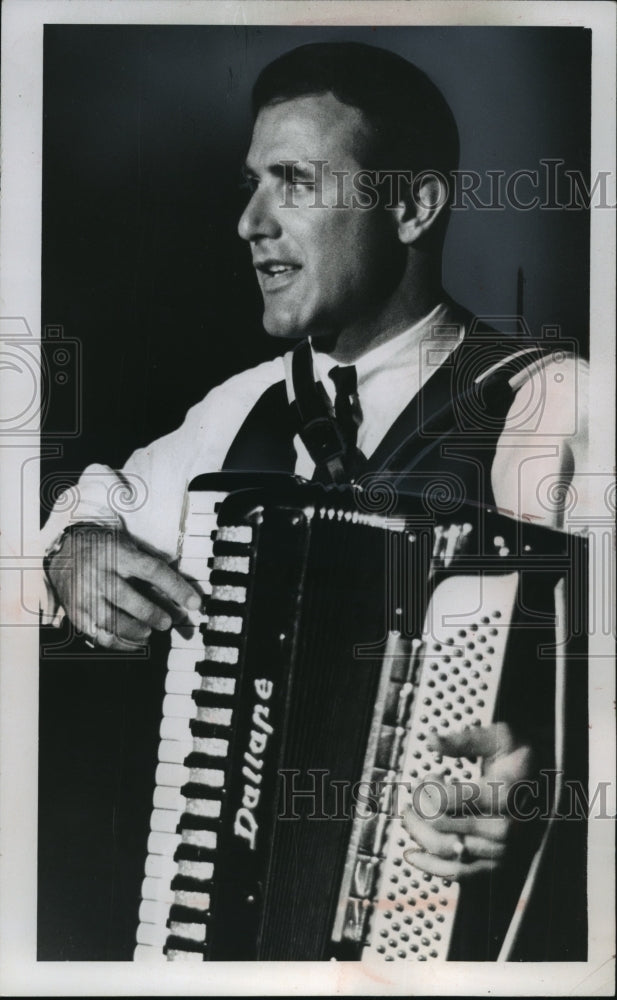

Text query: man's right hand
(46, 524), (202, 650)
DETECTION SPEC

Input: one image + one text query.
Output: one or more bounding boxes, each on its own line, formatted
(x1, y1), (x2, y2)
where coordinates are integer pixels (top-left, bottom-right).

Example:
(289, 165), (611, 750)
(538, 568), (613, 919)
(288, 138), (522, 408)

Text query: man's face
(238, 93), (405, 341)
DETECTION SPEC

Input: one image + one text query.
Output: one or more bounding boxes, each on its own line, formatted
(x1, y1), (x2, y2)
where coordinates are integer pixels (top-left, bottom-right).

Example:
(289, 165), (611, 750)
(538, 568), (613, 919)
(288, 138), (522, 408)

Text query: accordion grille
(352, 572), (518, 961)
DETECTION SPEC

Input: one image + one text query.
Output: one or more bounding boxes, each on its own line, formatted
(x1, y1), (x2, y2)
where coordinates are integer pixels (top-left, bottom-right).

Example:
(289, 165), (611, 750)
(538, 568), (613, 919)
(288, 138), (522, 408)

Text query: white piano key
(162, 694), (195, 720)
(213, 555), (249, 574)
(180, 535), (214, 551)
(195, 706), (233, 727)
(177, 555), (212, 582)
(211, 583), (247, 604)
(150, 808), (181, 833)
(194, 736), (228, 757)
(171, 628), (208, 652)
(174, 889), (210, 911)
(179, 549), (213, 565)
(160, 716), (192, 741)
(177, 859), (213, 881)
(169, 921), (206, 943)
(200, 676), (236, 696)
(147, 831), (181, 856)
(184, 522), (215, 537)
(187, 489), (226, 515)
(180, 535), (214, 560)
(186, 798), (221, 819)
(202, 644), (239, 665)
(136, 922), (169, 947)
(167, 648), (203, 672)
(158, 734), (229, 764)
(155, 762), (224, 789)
(139, 899), (172, 926)
(165, 672), (199, 696)
(134, 944), (167, 961)
(185, 605), (207, 628)
(141, 875), (175, 903)
(158, 739), (192, 764)
(156, 762), (190, 787)
(189, 767), (225, 788)
(145, 853), (179, 880)
(153, 785), (184, 811)
(208, 615), (243, 634)
(166, 948), (204, 961)
(182, 829), (217, 850)
(216, 524), (252, 544)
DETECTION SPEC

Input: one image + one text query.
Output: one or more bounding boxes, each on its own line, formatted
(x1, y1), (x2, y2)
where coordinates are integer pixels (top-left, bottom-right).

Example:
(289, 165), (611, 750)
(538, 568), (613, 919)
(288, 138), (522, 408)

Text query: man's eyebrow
(242, 161), (316, 182)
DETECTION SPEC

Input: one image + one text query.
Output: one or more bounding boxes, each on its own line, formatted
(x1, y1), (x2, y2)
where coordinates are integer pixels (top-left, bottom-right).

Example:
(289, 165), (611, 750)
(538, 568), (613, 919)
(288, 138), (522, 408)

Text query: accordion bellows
(134, 473), (584, 962)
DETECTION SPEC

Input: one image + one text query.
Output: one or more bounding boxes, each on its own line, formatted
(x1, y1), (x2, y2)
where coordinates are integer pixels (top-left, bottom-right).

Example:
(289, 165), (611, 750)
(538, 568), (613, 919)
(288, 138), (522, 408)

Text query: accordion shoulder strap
(291, 339), (348, 484)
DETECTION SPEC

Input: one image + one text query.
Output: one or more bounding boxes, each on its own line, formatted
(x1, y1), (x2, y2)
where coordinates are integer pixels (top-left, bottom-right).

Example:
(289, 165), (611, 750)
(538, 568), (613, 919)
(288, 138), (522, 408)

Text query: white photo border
(0, 1), (614, 996)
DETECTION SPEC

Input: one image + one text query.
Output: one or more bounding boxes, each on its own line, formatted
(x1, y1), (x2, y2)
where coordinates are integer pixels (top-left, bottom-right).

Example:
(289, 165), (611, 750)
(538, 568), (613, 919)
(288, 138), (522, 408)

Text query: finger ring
(452, 835), (471, 863)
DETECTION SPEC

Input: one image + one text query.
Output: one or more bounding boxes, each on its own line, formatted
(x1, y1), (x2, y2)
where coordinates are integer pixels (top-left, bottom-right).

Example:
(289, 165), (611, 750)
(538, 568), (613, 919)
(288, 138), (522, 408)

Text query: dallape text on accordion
(234, 677), (276, 851)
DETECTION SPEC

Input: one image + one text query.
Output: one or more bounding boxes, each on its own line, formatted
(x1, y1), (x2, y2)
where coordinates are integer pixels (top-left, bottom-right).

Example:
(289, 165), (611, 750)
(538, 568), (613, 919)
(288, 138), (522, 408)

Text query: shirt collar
(309, 301), (458, 396)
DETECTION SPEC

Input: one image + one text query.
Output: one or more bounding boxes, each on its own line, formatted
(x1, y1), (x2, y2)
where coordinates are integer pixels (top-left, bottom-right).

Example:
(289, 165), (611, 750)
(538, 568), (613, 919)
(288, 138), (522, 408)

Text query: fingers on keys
(427, 722), (516, 762)
(121, 547), (202, 612)
(83, 603), (152, 649)
(402, 806), (507, 879)
(71, 530), (203, 647)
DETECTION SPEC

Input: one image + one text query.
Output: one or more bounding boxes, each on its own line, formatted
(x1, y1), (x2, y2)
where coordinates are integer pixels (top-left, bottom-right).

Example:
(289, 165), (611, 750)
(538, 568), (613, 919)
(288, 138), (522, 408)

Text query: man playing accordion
(41, 42), (591, 962)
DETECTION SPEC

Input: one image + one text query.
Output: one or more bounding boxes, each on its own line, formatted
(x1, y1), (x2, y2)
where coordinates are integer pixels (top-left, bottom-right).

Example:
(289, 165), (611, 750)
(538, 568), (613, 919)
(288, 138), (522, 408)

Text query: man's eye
(239, 177), (258, 194)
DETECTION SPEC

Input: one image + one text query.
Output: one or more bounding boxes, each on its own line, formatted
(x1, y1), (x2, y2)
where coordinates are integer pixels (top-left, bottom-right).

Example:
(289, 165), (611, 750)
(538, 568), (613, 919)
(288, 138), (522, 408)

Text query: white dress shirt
(294, 302), (462, 475)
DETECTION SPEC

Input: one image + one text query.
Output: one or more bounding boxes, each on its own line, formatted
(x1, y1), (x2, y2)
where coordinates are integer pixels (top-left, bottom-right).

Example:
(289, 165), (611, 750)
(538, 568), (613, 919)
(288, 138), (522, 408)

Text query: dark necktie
(328, 364), (365, 480)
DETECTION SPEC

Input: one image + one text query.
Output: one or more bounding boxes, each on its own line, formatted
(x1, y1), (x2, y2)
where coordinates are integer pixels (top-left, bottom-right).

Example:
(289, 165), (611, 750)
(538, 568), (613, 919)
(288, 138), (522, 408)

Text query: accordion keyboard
(134, 487), (239, 961)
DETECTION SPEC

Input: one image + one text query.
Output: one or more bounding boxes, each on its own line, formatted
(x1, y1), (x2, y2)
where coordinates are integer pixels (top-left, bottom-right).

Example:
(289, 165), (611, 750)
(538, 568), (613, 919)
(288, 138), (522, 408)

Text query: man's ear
(392, 173), (450, 245)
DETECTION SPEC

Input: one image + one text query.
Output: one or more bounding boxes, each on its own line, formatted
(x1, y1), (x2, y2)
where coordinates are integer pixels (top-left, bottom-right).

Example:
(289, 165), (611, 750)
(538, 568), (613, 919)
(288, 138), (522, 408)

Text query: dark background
(39, 25), (591, 960)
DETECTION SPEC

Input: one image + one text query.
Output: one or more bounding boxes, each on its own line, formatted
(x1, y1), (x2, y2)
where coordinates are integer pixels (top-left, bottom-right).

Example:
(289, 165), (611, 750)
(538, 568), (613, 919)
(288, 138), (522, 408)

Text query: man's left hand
(401, 722), (533, 879)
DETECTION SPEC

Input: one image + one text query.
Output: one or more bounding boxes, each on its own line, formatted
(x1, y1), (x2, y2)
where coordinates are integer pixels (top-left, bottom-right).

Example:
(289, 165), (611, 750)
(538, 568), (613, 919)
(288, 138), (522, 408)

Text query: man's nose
(237, 187), (282, 242)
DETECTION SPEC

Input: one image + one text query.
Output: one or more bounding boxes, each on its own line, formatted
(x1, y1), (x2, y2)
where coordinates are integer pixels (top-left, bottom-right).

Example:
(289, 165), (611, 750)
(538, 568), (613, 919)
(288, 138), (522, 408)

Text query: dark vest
(222, 320), (544, 515)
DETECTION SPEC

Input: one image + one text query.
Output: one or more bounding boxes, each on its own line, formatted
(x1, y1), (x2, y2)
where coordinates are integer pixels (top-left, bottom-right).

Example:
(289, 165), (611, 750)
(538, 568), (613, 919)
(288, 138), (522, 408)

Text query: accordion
(134, 473), (585, 962)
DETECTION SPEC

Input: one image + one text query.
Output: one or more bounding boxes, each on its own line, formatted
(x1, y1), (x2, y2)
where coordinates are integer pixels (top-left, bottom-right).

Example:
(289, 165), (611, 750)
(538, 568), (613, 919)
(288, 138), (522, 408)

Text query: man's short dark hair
(252, 41), (460, 180)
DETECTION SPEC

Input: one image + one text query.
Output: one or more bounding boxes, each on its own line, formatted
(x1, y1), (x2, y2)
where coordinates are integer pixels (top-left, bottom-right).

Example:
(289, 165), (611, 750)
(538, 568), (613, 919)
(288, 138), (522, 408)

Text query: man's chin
(262, 310), (305, 340)
(262, 307), (340, 344)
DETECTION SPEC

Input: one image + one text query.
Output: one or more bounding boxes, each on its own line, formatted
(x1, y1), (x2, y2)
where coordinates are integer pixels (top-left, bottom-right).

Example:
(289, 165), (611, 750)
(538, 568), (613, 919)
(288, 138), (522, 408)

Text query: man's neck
(313, 292), (446, 363)
(312, 259), (446, 363)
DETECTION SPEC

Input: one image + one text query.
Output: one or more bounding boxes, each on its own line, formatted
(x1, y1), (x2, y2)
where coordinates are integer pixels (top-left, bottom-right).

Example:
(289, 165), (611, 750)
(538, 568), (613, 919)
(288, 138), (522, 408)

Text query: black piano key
(169, 904), (209, 924)
(163, 935), (205, 954)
